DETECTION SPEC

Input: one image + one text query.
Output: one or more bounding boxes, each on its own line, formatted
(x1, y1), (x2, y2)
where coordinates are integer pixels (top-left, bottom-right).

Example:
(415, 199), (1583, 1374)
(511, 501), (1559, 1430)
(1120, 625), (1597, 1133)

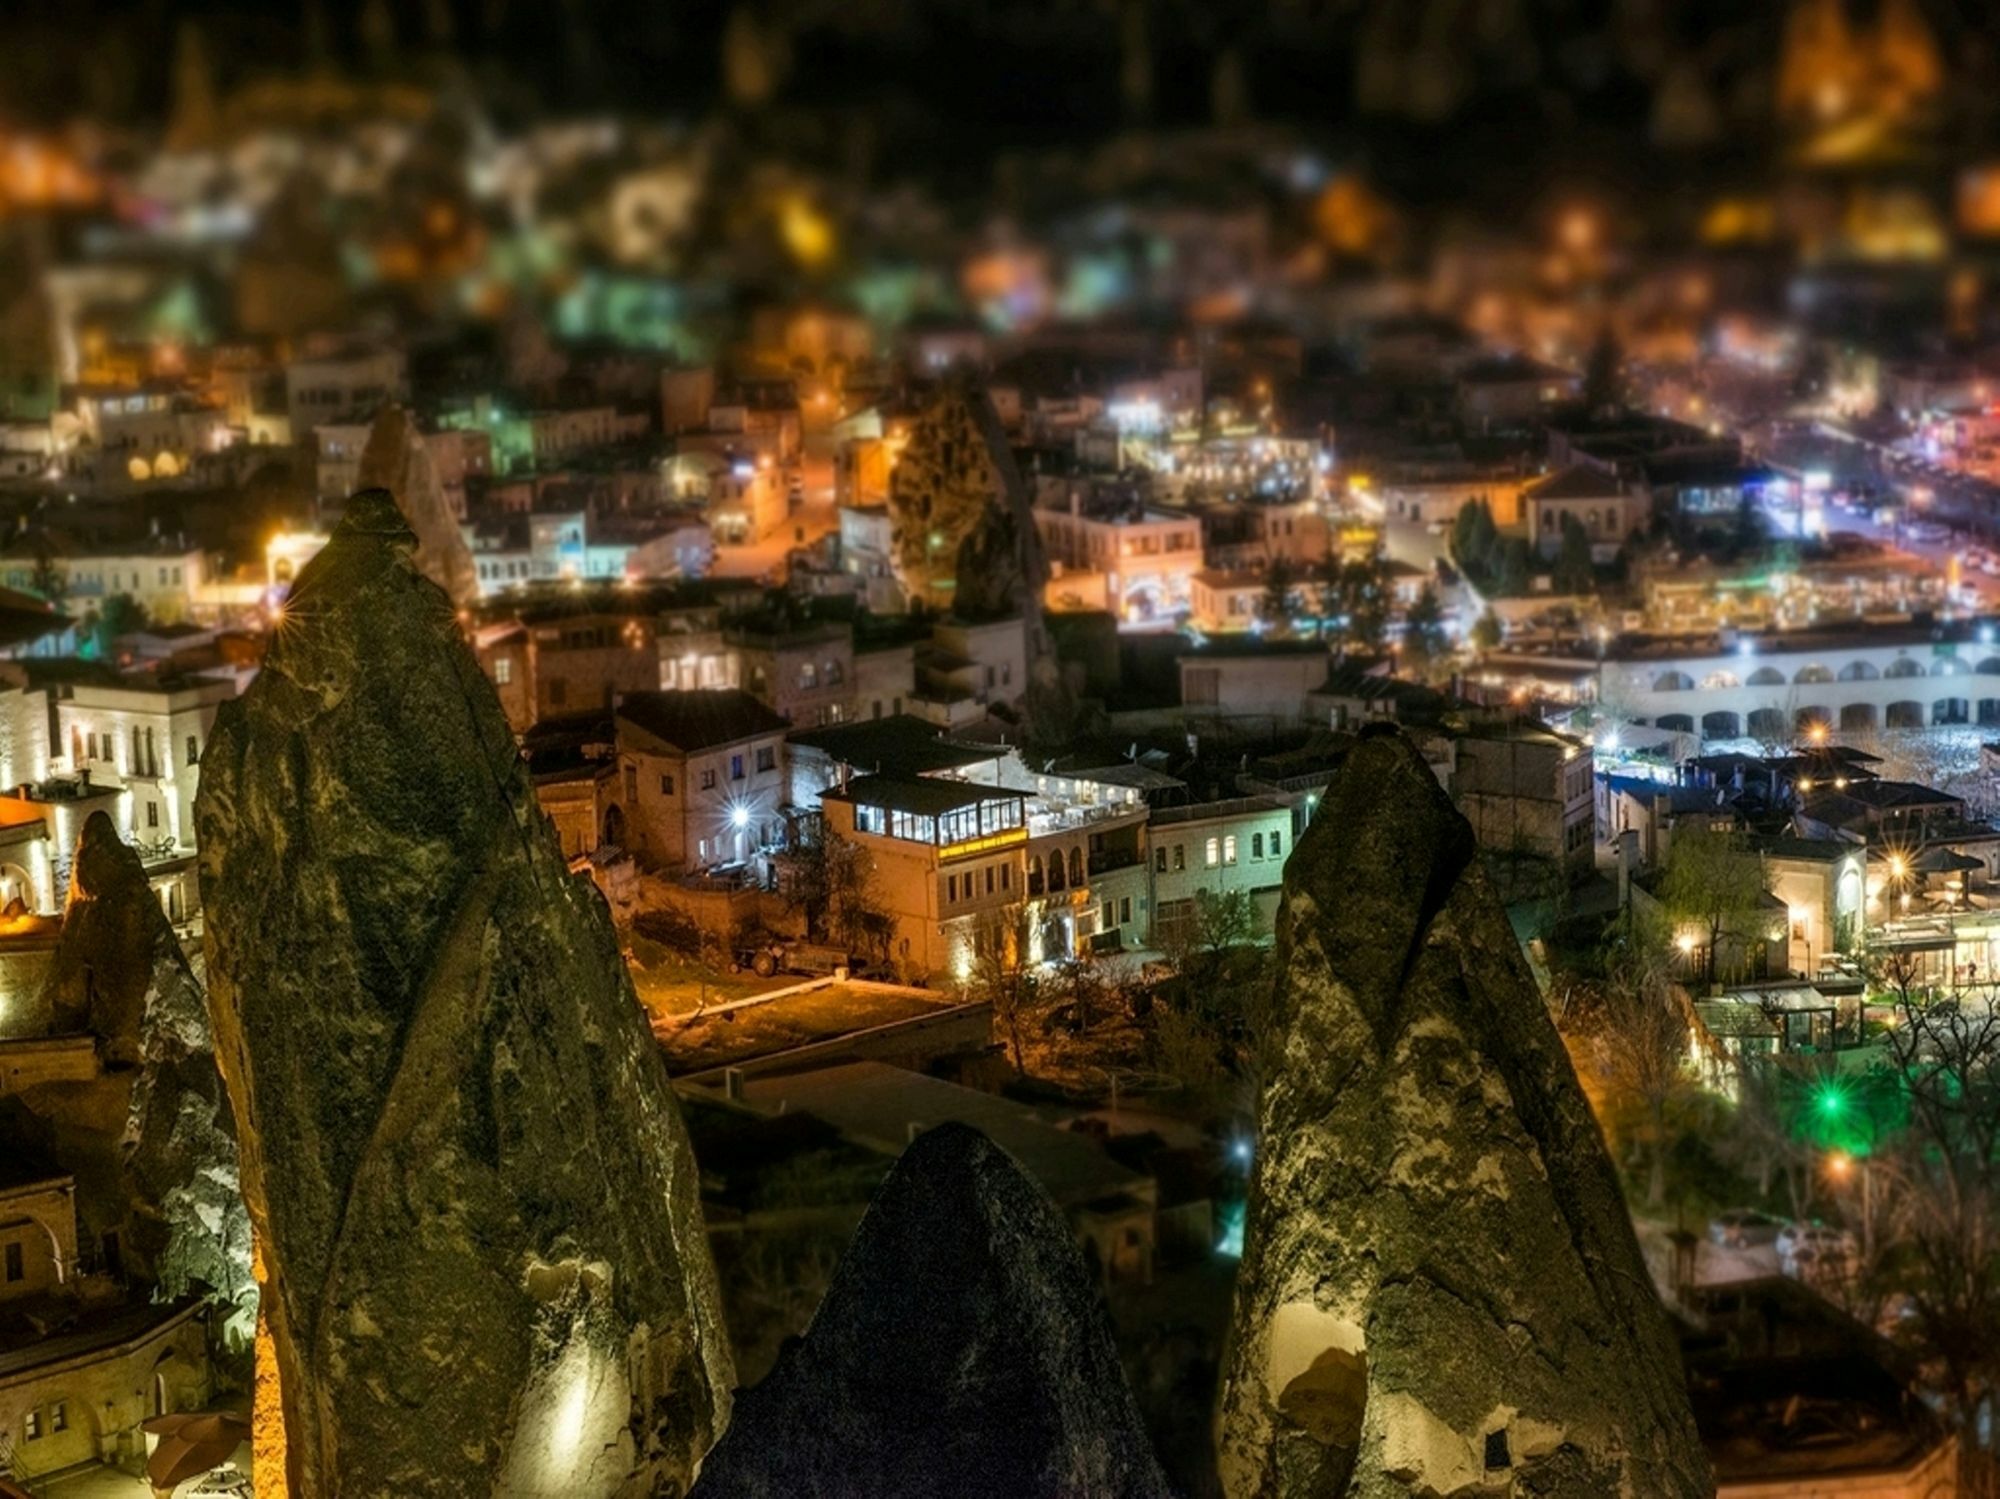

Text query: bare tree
(1873, 991), (2000, 1456)
(785, 814), (888, 961)
(1660, 820), (1768, 991)
(966, 902), (1058, 1076)
(1589, 951), (1703, 1208)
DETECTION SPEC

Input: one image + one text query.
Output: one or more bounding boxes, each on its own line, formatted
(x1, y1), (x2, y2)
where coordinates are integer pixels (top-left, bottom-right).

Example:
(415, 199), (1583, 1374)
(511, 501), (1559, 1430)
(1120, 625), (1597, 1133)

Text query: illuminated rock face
(196, 490), (732, 1497)
(886, 381), (1046, 619)
(1217, 733), (1711, 1498)
(691, 1123), (1170, 1499)
(356, 407), (481, 608)
(37, 811), (253, 1334)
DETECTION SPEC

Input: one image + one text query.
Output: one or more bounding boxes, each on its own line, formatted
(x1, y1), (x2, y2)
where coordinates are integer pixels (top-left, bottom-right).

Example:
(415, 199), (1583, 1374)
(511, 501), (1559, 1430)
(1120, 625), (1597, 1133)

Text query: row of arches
(1661, 699), (2000, 738)
(1028, 846), (1086, 896)
(1653, 657), (2000, 692)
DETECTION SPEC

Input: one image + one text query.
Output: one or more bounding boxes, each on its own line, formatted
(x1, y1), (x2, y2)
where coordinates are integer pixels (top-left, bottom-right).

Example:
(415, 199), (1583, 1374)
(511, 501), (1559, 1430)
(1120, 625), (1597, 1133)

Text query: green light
(1817, 1085), (1845, 1118)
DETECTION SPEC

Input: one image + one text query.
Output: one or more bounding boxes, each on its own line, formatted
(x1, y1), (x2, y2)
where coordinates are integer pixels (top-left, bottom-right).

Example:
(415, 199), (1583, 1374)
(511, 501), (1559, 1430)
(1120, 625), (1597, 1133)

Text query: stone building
(610, 690), (791, 872)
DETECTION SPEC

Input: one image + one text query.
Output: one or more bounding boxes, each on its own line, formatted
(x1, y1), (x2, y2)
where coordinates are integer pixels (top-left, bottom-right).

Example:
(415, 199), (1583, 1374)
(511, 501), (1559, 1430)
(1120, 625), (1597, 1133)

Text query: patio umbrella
(1915, 847), (1985, 875)
(144, 1410), (250, 1491)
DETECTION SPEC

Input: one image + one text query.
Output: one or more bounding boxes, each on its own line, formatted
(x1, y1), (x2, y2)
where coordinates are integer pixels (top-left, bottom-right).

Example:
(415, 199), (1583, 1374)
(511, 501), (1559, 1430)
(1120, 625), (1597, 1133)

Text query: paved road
(1754, 420), (2000, 607)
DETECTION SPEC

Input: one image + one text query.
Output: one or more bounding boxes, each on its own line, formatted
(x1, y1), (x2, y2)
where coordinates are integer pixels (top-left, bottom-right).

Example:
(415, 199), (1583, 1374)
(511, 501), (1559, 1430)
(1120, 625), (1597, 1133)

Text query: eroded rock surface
(1216, 732), (1711, 1498)
(356, 405), (480, 607)
(887, 380), (1046, 618)
(691, 1122), (1170, 1499)
(196, 488), (731, 1497)
(32, 811), (253, 1333)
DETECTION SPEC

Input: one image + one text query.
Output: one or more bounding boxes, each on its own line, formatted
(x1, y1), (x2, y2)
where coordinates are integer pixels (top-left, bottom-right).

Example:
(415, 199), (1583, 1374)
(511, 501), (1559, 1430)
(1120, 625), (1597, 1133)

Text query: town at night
(2, 2), (2000, 1495)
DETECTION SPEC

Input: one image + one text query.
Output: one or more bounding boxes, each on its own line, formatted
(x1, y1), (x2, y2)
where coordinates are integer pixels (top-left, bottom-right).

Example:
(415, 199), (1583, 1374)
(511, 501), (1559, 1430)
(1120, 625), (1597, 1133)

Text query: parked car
(1776, 1221), (1858, 1280)
(729, 940), (853, 979)
(1708, 1208), (1786, 1249)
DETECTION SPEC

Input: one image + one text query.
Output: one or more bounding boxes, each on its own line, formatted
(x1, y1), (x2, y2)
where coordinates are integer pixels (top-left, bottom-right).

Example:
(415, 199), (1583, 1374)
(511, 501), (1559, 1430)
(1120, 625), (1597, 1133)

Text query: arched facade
(1604, 634), (2000, 743)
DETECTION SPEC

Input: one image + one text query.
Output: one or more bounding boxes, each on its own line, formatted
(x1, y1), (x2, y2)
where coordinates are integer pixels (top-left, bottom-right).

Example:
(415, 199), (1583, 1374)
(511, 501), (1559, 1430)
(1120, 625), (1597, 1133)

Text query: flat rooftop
(735, 1060), (1152, 1209)
(659, 981), (984, 1077)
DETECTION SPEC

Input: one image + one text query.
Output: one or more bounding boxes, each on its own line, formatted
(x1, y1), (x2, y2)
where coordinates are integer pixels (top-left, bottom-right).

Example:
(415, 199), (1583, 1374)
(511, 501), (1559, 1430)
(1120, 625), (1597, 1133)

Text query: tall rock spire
(356, 406), (481, 609)
(1216, 732), (1710, 1498)
(691, 1123), (1170, 1498)
(196, 488), (732, 1496)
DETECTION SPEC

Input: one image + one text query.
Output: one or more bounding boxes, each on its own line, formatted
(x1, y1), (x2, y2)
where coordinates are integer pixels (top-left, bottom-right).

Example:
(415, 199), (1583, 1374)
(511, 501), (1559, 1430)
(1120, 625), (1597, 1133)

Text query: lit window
(24, 1408), (39, 1441)
(50, 1402), (65, 1433)
(493, 657), (513, 686)
(1224, 835), (1238, 866)
(1205, 838), (1220, 868)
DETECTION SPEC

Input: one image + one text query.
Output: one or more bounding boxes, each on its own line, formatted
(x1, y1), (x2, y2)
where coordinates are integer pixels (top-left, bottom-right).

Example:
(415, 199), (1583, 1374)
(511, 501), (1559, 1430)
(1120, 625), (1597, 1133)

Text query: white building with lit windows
(816, 751), (1149, 980)
(608, 690), (791, 872)
(1145, 796), (1294, 943)
(54, 677), (231, 857)
(1600, 618), (2000, 741)
(1032, 485), (1203, 625)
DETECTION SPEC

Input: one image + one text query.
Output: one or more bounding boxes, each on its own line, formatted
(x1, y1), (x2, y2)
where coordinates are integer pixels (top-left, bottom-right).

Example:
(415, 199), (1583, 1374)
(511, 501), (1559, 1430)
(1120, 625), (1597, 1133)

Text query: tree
(1259, 555), (1296, 634)
(1324, 552), (1389, 653)
(1588, 950), (1700, 1207)
(28, 537), (66, 613)
(1492, 536), (1532, 596)
(966, 902), (1058, 1075)
(100, 591), (148, 638)
(1583, 327), (1624, 413)
(1161, 887), (1263, 993)
(1470, 610), (1502, 652)
(1400, 585), (1449, 682)
(785, 816), (887, 961)
(1660, 822), (1768, 991)
(1149, 889), (1278, 1114)
(1872, 994), (2000, 1453)
(1449, 499), (1498, 585)
(1553, 513), (1595, 594)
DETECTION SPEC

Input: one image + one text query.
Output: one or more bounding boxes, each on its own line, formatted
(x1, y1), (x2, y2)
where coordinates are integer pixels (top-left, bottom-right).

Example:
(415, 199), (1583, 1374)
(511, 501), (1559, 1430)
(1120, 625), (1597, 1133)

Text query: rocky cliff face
(691, 1123), (1170, 1499)
(356, 406), (481, 608)
(195, 488), (732, 1497)
(886, 380), (1047, 621)
(31, 811), (253, 1333)
(1216, 732), (1711, 1498)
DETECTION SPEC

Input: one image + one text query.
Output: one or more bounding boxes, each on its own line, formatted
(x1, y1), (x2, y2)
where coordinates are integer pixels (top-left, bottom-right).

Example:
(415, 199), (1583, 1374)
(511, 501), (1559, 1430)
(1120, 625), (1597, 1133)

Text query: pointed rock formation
(886, 379), (1046, 620)
(34, 811), (253, 1334)
(195, 488), (732, 1496)
(356, 406), (480, 608)
(691, 1123), (1170, 1499)
(1217, 732), (1710, 1498)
